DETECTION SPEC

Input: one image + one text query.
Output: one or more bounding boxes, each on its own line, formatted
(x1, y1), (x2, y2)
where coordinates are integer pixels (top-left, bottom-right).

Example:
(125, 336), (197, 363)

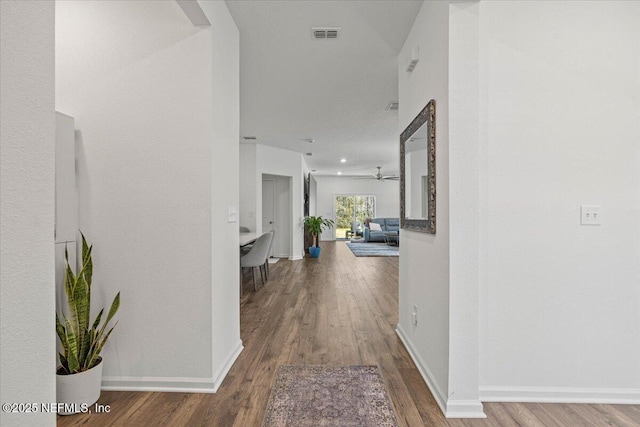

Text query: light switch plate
(580, 205), (601, 225)
(228, 206), (238, 223)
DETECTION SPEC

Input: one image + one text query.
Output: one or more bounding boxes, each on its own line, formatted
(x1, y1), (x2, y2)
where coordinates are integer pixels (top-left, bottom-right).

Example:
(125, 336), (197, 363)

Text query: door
(262, 179), (275, 255)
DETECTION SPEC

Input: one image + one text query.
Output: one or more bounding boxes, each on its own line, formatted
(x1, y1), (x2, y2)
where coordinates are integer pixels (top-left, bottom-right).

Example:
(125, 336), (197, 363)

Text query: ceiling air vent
(312, 27), (340, 40)
(386, 101), (399, 111)
(306, 152), (313, 156)
(243, 136), (257, 140)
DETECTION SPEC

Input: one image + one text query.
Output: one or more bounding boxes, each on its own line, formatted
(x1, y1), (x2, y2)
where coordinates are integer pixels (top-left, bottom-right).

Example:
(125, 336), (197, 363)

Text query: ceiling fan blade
(382, 177), (400, 181)
(354, 175), (377, 180)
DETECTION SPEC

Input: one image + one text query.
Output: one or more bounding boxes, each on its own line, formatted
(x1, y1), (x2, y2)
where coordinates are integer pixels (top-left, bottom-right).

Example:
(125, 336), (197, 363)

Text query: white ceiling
(226, 0), (422, 177)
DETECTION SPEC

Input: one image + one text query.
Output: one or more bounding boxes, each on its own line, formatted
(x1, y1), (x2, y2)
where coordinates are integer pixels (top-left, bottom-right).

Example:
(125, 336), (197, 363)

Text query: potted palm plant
(56, 233), (120, 415)
(304, 216), (334, 258)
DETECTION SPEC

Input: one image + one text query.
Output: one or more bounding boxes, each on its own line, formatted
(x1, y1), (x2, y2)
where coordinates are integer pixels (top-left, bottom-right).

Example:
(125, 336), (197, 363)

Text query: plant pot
(56, 358), (103, 415)
(309, 246), (321, 258)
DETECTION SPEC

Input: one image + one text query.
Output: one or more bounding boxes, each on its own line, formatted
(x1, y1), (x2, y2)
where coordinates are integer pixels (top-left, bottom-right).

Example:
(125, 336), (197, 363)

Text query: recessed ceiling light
(340, 158), (346, 163)
(337, 171), (342, 175)
(306, 152), (312, 156)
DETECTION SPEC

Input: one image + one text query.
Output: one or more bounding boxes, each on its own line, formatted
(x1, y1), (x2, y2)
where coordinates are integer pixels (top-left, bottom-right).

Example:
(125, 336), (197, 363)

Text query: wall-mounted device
(407, 47), (419, 72)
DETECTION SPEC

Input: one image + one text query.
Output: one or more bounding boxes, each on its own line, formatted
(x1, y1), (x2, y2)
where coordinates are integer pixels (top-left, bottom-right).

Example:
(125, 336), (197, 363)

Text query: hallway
(58, 242), (640, 426)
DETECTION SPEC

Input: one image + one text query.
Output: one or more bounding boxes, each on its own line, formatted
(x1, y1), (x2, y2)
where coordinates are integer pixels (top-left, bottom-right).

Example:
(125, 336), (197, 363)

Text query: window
(334, 195), (375, 239)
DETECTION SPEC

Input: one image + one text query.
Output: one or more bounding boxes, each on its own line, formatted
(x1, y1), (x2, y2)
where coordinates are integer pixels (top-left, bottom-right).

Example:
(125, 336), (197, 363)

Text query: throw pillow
(369, 222), (382, 231)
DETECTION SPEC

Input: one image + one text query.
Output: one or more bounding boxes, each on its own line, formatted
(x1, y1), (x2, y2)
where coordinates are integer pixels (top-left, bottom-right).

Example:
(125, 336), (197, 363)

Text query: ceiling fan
(356, 166), (399, 182)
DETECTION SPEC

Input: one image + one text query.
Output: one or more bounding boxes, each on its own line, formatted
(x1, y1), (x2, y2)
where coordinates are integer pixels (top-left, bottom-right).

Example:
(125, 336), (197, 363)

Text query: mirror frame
(400, 99), (436, 234)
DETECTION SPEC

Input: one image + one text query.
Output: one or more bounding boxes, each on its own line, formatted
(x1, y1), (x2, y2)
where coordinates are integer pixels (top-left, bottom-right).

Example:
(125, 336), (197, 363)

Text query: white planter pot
(56, 358), (103, 415)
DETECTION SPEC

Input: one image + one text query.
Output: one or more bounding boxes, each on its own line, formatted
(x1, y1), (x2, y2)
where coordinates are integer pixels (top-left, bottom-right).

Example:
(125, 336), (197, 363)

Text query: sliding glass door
(334, 195), (376, 239)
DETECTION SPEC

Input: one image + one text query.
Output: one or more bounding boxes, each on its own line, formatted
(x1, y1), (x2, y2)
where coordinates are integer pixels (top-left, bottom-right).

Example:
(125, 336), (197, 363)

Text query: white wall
(56, 0), (241, 392)
(477, 1), (640, 402)
(400, 0), (640, 415)
(396, 0), (455, 416)
(0, 1), (56, 425)
(239, 144), (257, 231)
(448, 1), (482, 415)
(255, 144), (306, 260)
(202, 0), (243, 389)
(313, 175), (400, 241)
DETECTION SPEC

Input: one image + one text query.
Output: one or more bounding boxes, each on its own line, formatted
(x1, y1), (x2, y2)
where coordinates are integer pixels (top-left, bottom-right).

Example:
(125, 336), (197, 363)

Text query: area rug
(345, 242), (399, 257)
(262, 365), (399, 427)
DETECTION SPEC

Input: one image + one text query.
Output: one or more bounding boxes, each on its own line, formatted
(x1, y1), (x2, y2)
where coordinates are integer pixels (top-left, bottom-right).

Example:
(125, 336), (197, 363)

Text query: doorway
(333, 194), (376, 240)
(262, 174), (292, 257)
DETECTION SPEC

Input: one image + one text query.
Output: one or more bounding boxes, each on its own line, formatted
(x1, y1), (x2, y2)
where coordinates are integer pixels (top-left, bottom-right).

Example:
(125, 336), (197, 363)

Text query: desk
(240, 232), (260, 247)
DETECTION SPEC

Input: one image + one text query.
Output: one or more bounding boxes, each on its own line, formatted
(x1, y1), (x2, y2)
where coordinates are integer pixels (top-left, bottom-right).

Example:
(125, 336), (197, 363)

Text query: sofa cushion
(369, 222), (382, 231)
(371, 218), (385, 227)
(385, 218), (399, 232)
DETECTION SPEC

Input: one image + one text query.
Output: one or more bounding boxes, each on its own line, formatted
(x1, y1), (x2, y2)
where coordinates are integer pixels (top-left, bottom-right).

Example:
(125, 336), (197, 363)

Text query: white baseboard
(102, 340), (244, 394)
(445, 400), (486, 418)
(480, 386), (640, 404)
(102, 376), (217, 393)
(396, 325), (485, 418)
(396, 325), (448, 415)
(212, 339), (244, 392)
(289, 254), (303, 261)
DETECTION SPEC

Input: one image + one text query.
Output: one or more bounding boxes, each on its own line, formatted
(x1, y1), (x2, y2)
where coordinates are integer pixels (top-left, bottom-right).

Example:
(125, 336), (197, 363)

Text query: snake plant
(56, 233), (120, 374)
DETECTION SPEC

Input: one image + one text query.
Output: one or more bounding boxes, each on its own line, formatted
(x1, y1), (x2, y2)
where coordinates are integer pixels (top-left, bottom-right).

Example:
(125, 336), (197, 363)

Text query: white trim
(397, 326), (485, 418)
(102, 376), (216, 393)
(289, 254), (303, 261)
(480, 386), (640, 404)
(212, 339), (244, 391)
(101, 340), (243, 394)
(396, 324), (447, 415)
(445, 400), (486, 418)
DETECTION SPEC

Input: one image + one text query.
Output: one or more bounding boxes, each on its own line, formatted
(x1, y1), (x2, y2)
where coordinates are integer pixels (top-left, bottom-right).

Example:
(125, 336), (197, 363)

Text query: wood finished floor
(58, 242), (640, 427)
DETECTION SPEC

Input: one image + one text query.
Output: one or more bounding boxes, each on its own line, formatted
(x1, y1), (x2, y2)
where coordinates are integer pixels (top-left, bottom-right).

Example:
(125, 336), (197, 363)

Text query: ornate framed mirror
(400, 99), (435, 233)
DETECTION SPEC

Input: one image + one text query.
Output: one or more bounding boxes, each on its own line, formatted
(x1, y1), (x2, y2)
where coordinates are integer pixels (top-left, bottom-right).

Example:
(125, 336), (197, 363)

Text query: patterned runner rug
(262, 365), (400, 427)
(346, 242), (399, 257)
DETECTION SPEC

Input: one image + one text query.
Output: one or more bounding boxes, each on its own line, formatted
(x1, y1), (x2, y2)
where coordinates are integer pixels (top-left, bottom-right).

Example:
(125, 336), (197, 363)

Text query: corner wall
(396, 0), (453, 415)
(398, 1), (486, 417)
(0, 1), (56, 425)
(56, 0), (240, 392)
(201, 0), (243, 389)
(255, 144), (306, 260)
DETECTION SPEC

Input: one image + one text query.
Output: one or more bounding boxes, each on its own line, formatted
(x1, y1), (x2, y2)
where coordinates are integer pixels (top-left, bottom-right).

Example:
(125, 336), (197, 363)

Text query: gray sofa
(363, 218), (399, 242)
